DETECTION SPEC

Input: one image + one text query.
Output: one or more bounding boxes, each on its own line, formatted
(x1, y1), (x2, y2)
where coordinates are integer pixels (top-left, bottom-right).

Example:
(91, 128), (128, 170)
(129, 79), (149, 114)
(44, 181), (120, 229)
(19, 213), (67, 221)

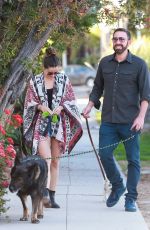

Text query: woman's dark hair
(43, 47), (60, 68)
(113, 28), (131, 40)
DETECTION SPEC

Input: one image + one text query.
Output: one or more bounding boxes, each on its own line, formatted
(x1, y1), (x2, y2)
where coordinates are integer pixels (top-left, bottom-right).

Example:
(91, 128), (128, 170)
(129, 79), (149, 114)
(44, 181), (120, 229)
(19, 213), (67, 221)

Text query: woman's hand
(38, 105), (52, 114)
(52, 106), (63, 115)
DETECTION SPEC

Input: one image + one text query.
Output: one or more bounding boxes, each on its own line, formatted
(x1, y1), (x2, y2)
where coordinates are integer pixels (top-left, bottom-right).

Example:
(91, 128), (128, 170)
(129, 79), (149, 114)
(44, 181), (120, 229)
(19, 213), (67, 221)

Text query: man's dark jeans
(99, 122), (140, 200)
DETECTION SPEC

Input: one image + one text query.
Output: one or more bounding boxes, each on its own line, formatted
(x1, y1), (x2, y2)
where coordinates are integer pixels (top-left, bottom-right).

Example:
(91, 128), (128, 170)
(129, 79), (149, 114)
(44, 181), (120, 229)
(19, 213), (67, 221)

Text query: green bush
(0, 109), (23, 215)
(130, 36), (150, 69)
(114, 132), (150, 161)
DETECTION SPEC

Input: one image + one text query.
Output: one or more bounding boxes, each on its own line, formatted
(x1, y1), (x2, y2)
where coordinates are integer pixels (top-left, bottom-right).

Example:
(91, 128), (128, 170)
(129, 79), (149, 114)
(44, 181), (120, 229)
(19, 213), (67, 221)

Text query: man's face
(112, 31), (131, 54)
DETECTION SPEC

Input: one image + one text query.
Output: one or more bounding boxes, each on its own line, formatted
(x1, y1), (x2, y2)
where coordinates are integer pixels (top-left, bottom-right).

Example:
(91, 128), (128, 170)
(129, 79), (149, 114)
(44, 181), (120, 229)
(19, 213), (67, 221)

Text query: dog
(9, 155), (48, 224)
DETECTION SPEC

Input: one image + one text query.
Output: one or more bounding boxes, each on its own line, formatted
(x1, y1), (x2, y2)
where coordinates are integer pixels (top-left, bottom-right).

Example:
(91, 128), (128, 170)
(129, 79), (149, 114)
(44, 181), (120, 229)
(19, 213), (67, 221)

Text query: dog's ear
(14, 155), (21, 165)
(14, 147), (26, 165)
(28, 164), (41, 180)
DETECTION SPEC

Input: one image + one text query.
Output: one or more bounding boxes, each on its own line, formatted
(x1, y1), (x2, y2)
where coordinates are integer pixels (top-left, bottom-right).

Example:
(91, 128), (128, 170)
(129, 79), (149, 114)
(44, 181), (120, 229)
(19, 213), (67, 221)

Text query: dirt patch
(137, 173), (150, 230)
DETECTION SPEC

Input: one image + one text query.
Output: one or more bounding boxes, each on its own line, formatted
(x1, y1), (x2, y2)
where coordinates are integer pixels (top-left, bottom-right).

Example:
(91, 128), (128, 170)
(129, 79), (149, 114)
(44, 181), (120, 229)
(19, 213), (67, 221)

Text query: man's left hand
(131, 116), (144, 131)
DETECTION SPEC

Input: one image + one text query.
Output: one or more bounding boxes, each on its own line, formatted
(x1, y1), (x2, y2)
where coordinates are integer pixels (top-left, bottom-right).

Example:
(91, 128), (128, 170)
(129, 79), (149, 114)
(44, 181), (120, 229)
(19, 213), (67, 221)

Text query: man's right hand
(82, 101), (94, 118)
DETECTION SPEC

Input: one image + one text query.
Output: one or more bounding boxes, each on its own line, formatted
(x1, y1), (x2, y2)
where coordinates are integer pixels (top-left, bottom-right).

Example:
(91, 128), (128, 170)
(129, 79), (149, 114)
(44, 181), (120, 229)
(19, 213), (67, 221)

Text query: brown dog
(9, 155), (48, 224)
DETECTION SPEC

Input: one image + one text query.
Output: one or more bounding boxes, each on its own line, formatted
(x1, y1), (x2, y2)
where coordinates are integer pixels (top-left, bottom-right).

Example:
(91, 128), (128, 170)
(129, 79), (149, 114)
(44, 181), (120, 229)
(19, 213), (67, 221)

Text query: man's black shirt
(89, 51), (150, 123)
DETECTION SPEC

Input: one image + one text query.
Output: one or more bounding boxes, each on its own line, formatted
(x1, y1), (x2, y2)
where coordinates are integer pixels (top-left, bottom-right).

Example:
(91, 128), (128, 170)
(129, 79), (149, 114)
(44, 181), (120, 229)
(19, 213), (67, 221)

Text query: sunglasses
(47, 72), (58, 76)
(112, 37), (126, 42)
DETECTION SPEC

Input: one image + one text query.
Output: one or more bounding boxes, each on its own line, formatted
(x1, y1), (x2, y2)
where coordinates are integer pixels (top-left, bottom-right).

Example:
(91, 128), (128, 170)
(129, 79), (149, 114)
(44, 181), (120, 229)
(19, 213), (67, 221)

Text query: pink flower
(7, 137), (14, 145)
(1, 180), (9, 188)
(0, 125), (6, 135)
(0, 142), (5, 157)
(0, 151), (5, 158)
(5, 158), (13, 168)
(0, 141), (4, 149)
(4, 109), (11, 115)
(12, 114), (23, 126)
(8, 150), (16, 158)
(5, 144), (14, 153)
(6, 119), (13, 125)
(5, 144), (16, 158)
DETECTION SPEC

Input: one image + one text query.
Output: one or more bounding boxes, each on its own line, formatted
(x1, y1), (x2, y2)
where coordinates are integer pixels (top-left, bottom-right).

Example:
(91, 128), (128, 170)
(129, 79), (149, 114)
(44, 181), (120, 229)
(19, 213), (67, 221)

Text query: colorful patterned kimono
(23, 72), (83, 155)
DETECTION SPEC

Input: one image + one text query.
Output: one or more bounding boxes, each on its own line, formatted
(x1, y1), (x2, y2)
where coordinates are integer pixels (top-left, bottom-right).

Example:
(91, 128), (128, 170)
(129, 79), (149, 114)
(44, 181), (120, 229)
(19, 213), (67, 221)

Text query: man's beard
(113, 44), (128, 54)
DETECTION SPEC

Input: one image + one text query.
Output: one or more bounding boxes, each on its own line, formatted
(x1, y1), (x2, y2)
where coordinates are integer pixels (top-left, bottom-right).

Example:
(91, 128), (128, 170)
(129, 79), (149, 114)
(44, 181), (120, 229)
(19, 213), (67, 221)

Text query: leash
(21, 115), (136, 199)
(83, 116), (135, 199)
(22, 116), (135, 199)
(83, 115), (111, 199)
(24, 133), (134, 162)
(84, 117), (107, 181)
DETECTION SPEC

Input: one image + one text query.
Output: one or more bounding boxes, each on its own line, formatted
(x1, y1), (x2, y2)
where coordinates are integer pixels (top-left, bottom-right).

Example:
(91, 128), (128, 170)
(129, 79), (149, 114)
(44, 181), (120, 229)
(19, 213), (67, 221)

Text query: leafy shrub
(0, 109), (23, 214)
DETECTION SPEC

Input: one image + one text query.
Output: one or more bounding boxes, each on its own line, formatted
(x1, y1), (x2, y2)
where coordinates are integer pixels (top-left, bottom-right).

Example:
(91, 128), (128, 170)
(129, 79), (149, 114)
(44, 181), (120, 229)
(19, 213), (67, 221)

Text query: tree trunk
(0, 25), (53, 110)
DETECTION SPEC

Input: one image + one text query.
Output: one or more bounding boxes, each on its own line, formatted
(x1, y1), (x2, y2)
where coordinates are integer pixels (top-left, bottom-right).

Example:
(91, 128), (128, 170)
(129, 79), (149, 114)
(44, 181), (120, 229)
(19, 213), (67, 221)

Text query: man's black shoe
(125, 198), (136, 212)
(106, 186), (126, 207)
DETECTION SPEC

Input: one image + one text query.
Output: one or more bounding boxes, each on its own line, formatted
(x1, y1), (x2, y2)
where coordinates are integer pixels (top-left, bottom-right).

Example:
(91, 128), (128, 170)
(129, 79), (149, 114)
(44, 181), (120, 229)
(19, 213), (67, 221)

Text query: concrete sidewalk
(0, 115), (149, 230)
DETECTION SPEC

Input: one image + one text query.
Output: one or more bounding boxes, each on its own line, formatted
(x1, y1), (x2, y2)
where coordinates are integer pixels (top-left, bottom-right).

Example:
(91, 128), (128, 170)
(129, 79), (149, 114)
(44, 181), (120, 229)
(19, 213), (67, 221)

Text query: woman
(23, 47), (83, 208)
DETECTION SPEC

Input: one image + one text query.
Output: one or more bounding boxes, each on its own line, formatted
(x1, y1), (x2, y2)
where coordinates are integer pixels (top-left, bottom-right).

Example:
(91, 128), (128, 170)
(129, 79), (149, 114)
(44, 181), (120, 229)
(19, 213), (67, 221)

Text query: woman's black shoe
(49, 190), (60, 208)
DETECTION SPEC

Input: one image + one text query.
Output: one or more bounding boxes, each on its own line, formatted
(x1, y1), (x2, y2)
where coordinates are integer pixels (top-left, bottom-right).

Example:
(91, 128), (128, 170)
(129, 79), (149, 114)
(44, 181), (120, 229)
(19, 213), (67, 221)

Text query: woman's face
(44, 66), (59, 78)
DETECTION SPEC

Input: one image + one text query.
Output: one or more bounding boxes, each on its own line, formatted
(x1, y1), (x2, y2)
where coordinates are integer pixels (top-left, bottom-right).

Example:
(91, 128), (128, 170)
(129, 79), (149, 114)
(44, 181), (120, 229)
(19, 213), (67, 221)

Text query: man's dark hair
(113, 28), (131, 40)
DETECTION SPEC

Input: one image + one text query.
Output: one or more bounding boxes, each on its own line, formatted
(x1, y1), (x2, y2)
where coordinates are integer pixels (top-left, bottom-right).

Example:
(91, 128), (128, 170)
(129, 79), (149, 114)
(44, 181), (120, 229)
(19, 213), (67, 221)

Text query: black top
(89, 51), (150, 123)
(47, 88), (53, 110)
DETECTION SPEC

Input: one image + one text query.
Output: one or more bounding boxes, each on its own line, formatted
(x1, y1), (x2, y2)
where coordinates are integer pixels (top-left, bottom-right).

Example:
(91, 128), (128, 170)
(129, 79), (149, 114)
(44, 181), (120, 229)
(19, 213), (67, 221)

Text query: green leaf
(52, 114), (58, 123)
(42, 111), (50, 118)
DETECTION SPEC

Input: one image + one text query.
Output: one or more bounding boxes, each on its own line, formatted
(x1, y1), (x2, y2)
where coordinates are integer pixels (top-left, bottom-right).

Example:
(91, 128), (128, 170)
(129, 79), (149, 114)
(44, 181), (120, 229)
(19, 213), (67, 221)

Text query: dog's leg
(31, 195), (40, 224)
(37, 198), (44, 219)
(17, 192), (29, 221)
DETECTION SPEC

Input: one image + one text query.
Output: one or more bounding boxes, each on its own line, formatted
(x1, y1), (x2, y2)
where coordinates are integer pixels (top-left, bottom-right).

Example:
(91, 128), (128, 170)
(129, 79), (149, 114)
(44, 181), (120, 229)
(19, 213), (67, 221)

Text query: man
(82, 28), (150, 212)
